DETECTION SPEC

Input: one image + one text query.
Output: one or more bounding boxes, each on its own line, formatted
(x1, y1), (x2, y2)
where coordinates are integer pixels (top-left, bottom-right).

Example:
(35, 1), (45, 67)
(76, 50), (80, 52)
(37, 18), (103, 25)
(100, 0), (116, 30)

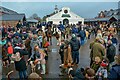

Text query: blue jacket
(72, 27), (78, 34)
(59, 24), (65, 31)
(111, 38), (118, 45)
(78, 30), (86, 40)
(108, 64), (120, 80)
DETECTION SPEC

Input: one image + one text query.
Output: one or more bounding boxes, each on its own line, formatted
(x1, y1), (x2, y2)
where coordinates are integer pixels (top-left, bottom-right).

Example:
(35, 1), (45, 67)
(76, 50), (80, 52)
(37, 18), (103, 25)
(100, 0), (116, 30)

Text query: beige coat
(64, 45), (73, 65)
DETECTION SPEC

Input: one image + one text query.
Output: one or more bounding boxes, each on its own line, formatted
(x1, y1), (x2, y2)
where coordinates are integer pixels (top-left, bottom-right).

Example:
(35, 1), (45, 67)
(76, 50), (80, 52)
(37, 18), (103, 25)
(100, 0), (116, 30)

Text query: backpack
(70, 39), (80, 51)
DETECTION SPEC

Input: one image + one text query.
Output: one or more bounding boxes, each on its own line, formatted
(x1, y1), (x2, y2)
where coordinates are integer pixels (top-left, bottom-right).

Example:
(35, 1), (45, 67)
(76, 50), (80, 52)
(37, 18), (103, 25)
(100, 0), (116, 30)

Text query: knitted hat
(100, 60), (108, 67)
(72, 34), (76, 38)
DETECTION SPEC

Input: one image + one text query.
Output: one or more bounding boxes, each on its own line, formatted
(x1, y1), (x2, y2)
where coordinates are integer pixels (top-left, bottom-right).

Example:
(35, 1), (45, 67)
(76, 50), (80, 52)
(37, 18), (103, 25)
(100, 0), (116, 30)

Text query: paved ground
(2, 34), (120, 79)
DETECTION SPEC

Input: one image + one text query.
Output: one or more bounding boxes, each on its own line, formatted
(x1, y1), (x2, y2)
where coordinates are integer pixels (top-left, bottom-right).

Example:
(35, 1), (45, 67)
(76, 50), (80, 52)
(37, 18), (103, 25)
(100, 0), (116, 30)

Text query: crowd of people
(0, 21), (120, 80)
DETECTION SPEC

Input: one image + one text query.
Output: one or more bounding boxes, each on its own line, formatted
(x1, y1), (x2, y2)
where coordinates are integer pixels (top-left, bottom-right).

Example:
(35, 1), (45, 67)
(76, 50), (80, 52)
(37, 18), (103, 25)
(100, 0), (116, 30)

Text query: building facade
(85, 9), (120, 25)
(0, 6), (26, 27)
(46, 7), (84, 25)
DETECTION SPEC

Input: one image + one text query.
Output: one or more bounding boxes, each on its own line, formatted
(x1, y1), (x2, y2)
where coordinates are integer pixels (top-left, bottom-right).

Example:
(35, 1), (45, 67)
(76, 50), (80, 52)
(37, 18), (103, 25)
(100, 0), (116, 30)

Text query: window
(64, 10), (68, 14)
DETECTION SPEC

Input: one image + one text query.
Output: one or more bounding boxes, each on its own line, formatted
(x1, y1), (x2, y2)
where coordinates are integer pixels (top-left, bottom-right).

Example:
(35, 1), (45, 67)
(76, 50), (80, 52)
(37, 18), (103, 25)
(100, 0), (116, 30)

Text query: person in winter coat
(30, 34), (40, 60)
(63, 40), (73, 67)
(72, 26), (78, 34)
(95, 58), (109, 80)
(73, 68), (85, 80)
(12, 34), (23, 47)
(91, 56), (101, 73)
(2, 46), (9, 67)
(7, 42), (13, 64)
(111, 35), (118, 46)
(85, 68), (95, 80)
(107, 40), (116, 66)
(89, 37), (100, 66)
(12, 46), (28, 80)
(59, 40), (65, 67)
(70, 34), (80, 66)
(25, 34), (32, 58)
(90, 38), (105, 64)
(108, 54), (120, 80)
(7, 42), (13, 57)
(78, 29), (86, 45)
(96, 29), (102, 39)
(38, 31), (43, 48)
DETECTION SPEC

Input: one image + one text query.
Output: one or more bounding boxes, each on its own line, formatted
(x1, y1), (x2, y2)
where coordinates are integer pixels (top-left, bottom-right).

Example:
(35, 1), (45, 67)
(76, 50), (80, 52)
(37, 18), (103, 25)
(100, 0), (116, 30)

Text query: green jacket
(91, 42), (105, 61)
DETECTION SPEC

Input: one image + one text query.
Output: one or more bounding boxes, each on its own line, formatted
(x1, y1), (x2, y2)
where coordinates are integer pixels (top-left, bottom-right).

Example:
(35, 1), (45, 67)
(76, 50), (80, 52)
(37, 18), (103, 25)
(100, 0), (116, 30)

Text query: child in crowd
(91, 56), (101, 73)
(7, 42), (13, 63)
(95, 58), (109, 80)
(85, 68), (95, 80)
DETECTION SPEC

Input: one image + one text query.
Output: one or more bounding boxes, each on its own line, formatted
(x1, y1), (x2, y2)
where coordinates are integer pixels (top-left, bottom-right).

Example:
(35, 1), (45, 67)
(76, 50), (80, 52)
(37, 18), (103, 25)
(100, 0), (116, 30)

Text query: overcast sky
(0, 2), (119, 18)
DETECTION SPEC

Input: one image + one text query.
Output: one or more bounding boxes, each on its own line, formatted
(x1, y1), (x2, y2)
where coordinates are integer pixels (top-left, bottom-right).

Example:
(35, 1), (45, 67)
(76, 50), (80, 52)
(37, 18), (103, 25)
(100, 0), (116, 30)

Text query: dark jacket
(108, 64), (120, 80)
(25, 38), (31, 50)
(15, 58), (27, 71)
(72, 27), (78, 34)
(107, 44), (116, 63)
(14, 47), (27, 71)
(73, 68), (85, 80)
(70, 37), (80, 51)
(14, 46), (28, 56)
(111, 38), (118, 45)
(13, 37), (23, 46)
(59, 44), (64, 54)
(78, 30), (86, 40)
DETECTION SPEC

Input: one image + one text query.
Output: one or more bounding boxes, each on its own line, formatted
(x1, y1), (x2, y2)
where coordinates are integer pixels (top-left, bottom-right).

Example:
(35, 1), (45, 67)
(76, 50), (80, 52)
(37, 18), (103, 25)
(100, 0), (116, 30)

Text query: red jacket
(8, 46), (13, 54)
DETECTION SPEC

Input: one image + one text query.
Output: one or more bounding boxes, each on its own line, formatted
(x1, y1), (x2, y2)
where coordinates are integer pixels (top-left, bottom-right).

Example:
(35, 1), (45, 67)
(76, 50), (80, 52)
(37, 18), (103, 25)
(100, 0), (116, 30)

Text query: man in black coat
(107, 40), (116, 64)
(70, 34), (80, 65)
(13, 45), (28, 79)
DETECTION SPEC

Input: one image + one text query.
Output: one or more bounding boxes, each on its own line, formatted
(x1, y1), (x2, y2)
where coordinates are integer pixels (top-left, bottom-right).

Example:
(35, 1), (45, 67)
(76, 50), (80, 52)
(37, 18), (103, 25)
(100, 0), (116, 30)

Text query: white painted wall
(46, 7), (84, 25)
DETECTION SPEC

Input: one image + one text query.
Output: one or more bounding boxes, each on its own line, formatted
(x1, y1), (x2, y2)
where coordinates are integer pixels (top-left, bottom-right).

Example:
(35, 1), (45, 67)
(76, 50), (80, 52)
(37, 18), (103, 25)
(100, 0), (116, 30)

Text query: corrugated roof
(0, 14), (26, 21)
